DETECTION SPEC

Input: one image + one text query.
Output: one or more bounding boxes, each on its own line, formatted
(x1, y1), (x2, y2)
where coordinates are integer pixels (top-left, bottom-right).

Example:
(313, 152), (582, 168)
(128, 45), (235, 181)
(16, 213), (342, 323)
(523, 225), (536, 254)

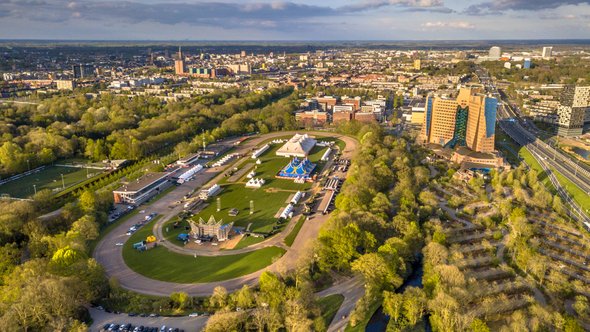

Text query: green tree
(170, 292), (190, 309)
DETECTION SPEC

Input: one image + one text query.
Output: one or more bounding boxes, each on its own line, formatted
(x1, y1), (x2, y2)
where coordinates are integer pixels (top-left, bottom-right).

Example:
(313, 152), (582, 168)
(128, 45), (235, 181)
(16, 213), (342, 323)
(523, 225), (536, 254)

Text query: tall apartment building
(56, 79), (76, 90)
(542, 46), (553, 59)
(174, 47), (185, 75)
(420, 88), (498, 153)
(557, 85), (590, 137)
(72, 64), (94, 79)
(227, 64), (251, 75)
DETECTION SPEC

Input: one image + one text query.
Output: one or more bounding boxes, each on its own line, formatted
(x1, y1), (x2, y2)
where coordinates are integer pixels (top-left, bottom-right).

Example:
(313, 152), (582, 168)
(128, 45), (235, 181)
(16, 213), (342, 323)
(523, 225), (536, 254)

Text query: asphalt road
(89, 308), (207, 332)
(316, 276), (364, 332)
(92, 131), (358, 297)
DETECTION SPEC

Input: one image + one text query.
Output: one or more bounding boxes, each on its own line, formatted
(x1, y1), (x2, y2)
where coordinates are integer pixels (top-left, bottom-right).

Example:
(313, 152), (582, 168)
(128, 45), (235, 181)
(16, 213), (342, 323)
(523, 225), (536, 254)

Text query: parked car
(188, 312), (199, 317)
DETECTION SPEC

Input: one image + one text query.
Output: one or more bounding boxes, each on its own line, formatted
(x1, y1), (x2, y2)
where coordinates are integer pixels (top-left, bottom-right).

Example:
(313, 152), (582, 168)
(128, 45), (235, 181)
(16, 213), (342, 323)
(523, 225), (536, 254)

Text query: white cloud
(421, 21), (475, 29)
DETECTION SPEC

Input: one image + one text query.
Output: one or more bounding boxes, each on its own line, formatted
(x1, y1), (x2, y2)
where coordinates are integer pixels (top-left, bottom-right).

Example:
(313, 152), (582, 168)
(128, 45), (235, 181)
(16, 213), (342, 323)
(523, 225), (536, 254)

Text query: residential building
(410, 99), (426, 126)
(296, 110), (329, 127)
(72, 64), (94, 79)
(557, 85), (590, 137)
(56, 80), (76, 90)
(227, 64), (251, 75)
(542, 46), (553, 59)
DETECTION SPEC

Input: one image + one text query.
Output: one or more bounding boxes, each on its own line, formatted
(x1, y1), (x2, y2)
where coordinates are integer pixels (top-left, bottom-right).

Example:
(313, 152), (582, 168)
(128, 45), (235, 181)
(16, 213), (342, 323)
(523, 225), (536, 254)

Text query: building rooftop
(114, 172), (170, 193)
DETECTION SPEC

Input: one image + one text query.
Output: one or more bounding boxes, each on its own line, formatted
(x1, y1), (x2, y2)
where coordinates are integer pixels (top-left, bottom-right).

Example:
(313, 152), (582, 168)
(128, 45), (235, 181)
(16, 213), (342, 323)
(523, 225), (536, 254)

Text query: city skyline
(1, 0), (590, 40)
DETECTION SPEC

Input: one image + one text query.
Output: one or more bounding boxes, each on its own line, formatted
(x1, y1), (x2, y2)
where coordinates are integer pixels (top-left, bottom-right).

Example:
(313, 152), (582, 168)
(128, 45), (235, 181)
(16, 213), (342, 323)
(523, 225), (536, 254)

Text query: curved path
(93, 131), (358, 296)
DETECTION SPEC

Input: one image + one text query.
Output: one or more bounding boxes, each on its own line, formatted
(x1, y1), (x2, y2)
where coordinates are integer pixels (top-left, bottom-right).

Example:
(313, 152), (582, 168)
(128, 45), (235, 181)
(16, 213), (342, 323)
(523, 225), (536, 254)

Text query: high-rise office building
(72, 64), (94, 79)
(557, 85), (590, 137)
(542, 46), (553, 59)
(420, 87), (497, 153)
(174, 47), (185, 75)
(488, 46), (501, 60)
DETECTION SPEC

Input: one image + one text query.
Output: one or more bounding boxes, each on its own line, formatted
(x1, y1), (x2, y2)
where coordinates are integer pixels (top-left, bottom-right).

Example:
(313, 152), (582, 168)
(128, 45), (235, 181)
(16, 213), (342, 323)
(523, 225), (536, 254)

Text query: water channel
(365, 256), (432, 331)
(571, 147), (590, 160)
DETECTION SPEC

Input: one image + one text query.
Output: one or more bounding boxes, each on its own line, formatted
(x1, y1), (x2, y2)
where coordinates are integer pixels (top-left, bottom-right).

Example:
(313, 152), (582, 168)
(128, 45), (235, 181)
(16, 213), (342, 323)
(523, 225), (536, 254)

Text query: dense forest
(0, 86), (297, 177)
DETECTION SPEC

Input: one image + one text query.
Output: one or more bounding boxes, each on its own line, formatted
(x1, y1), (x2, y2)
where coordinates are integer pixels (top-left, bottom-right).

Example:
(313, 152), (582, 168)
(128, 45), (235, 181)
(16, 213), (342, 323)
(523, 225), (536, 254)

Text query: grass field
(550, 166), (590, 216)
(232, 235), (265, 250)
(123, 218), (286, 283)
(0, 165), (102, 198)
(318, 294), (345, 328)
(284, 216), (305, 247)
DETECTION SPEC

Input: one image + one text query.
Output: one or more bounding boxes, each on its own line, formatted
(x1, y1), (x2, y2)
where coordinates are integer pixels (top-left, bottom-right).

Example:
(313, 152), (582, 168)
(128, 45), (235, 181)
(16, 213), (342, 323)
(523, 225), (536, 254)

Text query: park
(113, 132), (351, 285)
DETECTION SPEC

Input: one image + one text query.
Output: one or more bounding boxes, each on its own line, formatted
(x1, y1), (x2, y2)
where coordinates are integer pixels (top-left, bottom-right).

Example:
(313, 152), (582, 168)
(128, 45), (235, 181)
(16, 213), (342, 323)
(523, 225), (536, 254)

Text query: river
(365, 256), (432, 332)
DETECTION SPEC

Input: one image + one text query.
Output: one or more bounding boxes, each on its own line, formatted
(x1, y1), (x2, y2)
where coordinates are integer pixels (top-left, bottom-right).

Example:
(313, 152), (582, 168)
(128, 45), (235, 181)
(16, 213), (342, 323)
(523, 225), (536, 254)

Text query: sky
(1, 0), (590, 40)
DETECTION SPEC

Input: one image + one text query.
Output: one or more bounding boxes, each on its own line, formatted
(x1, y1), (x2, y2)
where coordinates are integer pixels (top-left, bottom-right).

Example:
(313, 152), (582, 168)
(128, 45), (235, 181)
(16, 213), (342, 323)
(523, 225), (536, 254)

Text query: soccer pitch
(0, 166), (102, 198)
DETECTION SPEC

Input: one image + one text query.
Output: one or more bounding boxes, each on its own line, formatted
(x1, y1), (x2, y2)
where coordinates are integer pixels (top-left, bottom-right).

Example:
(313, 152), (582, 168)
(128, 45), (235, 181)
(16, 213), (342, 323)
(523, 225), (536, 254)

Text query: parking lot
(90, 308), (207, 332)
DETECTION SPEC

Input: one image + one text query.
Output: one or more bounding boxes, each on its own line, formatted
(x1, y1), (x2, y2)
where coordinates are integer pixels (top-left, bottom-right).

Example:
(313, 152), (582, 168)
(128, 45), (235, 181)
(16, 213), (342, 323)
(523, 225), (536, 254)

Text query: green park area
(318, 294), (345, 327)
(123, 218), (286, 283)
(0, 165), (103, 198)
(176, 139), (342, 236)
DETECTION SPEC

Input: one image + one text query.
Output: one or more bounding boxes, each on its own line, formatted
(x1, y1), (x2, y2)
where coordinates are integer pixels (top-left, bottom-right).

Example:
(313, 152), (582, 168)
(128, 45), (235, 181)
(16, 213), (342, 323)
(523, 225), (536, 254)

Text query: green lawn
(0, 165), (102, 198)
(193, 184), (291, 233)
(318, 294), (345, 328)
(232, 235), (265, 250)
(284, 216), (305, 247)
(550, 166), (590, 216)
(123, 218), (286, 283)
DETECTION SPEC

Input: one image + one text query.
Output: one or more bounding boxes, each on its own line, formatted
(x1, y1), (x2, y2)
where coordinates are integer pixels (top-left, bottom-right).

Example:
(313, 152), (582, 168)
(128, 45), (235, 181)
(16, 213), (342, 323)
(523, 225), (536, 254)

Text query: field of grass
(318, 294), (345, 328)
(0, 165), (102, 198)
(232, 235), (265, 250)
(284, 216), (305, 247)
(123, 218), (286, 283)
(550, 166), (590, 216)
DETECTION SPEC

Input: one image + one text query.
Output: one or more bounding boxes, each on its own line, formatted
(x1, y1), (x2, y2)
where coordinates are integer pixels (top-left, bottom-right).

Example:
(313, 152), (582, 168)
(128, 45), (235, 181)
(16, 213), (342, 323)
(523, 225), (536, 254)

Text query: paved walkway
(92, 131), (358, 296)
(316, 276), (364, 332)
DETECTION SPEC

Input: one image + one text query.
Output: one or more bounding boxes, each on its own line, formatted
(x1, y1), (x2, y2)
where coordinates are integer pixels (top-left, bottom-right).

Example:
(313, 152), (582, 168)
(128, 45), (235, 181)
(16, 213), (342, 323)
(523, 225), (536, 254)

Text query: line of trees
(0, 86), (296, 177)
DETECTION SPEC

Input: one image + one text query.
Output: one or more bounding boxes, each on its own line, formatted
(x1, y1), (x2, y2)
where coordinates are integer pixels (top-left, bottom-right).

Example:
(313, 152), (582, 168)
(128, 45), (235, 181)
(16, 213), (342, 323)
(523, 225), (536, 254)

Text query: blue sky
(1, 0), (590, 40)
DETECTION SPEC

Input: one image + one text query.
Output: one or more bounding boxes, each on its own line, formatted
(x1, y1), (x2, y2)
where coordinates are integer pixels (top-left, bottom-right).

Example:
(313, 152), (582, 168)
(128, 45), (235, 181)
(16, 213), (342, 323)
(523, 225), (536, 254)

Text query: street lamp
(33, 184), (37, 195)
(61, 173), (65, 189)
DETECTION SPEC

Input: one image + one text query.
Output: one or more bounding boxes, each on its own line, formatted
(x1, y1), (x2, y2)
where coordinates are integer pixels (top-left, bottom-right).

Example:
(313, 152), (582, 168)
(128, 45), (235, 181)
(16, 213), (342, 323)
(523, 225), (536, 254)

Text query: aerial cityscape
(1, 1), (590, 332)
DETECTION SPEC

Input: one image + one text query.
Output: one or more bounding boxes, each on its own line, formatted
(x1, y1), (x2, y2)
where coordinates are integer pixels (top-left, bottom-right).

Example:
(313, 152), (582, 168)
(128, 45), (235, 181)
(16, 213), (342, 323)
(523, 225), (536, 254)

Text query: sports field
(0, 165), (102, 198)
